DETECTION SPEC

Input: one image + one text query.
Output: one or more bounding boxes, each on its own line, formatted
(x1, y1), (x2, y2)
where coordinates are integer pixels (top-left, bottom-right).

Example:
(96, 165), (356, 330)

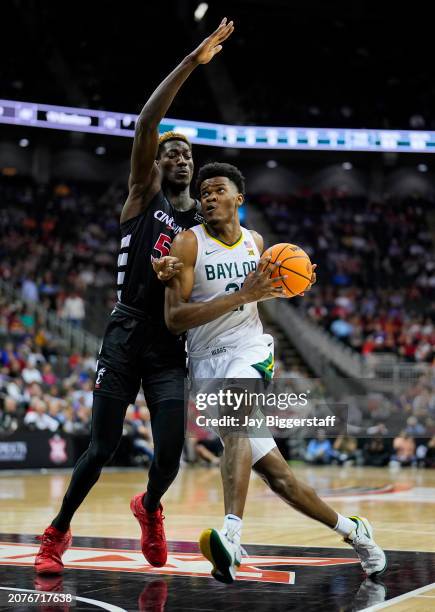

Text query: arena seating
(258, 194), (435, 364)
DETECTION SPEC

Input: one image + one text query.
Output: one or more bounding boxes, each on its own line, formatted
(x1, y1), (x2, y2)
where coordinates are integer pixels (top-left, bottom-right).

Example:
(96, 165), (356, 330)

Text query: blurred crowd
(292, 365), (435, 467)
(1, 314), (435, 468)
(0, 178), (123, 330)
(0, 317), (156, 465)
(4, 179), (434, 367)
(1, 180), (435, 470)
(261, 194), (435, 363)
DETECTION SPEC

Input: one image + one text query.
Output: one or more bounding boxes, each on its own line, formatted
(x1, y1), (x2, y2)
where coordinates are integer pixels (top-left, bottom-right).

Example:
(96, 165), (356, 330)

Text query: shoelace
(36, 534), (59, 559)
(225, 532), (247, 559)
(146, 512), (165, 541)
(36, 534), (55, 545)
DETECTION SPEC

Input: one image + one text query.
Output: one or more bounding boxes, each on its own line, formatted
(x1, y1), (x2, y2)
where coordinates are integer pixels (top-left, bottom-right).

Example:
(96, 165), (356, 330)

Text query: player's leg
(195, 349), (255, 583)
(254, 447), (387, 576)
(52, 394), (129, 531)
(199, 426), (252, 584)
(254, 447), (339, 526)
(130, 366), (186, 567)
(35, 312), (143, 575)
(220, 433), (252, 517)
(35, 393), (131, 574)
(144, 398), (185, 510)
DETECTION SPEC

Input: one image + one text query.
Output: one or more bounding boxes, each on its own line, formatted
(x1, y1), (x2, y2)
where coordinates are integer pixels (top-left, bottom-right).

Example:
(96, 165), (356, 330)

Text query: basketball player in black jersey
(35, 18), (235, 575)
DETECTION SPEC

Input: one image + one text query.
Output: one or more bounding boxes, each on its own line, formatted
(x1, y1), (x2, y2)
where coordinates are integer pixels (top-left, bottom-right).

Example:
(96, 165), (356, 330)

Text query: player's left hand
(152, 256), (184, 282)
(189, 17), (234, 65)
(299, 264), (317, 296)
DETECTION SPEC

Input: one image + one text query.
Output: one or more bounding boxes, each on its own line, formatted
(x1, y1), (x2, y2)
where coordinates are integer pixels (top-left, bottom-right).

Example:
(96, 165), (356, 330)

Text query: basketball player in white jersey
(164, 162), (386, 584)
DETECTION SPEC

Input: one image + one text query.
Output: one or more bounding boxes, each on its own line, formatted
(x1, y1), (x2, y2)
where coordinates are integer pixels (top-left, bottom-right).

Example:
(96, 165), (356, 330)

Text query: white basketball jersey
(187, 224), (263, 354)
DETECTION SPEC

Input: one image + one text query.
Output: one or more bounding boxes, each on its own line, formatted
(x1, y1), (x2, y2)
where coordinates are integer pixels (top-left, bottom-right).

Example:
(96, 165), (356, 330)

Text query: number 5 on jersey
(154, 233), (172, 257)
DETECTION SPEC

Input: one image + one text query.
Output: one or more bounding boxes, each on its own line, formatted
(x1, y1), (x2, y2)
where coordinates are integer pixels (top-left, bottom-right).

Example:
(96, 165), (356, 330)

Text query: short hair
(196, 162), (245, 195)
(157, 131), (192, 158)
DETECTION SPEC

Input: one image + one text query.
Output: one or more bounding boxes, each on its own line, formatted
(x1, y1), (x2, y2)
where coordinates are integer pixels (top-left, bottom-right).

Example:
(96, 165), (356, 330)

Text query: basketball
(262, 243), (313, 297)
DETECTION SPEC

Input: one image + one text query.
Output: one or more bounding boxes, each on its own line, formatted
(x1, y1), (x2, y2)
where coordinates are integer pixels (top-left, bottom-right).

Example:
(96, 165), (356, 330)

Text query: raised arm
(121, 18), (234, 223)
(164, 231), (286, 335)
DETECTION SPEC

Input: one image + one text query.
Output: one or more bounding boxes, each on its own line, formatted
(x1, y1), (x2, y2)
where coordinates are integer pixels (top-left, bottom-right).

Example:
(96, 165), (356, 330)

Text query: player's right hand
(152, 256), (184, 282)
(189, 18), (234, 65)
(240, 256), (288, 302)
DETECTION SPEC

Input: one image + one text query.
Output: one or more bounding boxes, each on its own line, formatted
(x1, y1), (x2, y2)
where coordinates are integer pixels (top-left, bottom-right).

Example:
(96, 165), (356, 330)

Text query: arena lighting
(3, 98), (435, 153)
(95, 146), (106, 155)
(266, 160), (278, 168)
(194, 2), (208, 22)
(342, 162), (353, 170)
(418, 163), (428, 172)
(18, 138), (29, 148)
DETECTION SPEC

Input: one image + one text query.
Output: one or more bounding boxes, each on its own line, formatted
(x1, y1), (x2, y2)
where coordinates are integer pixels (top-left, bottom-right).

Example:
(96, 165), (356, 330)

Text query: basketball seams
(279, 265), (312, 282)
(280, 255), (308, 264)
(264, 243), (312, 297)
(281, 277), (295, 295)
(265, 244), (288, 265)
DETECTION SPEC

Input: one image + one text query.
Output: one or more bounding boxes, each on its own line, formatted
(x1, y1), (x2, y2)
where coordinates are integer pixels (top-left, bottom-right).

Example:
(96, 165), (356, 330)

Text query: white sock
(223, 514), (243, 544)
(333, 514), (356, 537)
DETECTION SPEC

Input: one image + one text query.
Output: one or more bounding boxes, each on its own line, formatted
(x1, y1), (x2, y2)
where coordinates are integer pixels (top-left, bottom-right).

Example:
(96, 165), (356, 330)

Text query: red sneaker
(35, 526), (72, 574)
(130, 493), (167, 567)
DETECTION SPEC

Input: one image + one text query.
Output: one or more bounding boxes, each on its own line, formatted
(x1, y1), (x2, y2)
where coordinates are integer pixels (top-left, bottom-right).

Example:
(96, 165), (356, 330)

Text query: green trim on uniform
(202, 224), (243, 249)
(251, 352), (274, 381)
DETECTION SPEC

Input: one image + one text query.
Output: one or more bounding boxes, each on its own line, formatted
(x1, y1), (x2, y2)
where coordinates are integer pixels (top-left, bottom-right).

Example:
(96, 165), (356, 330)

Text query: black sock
(50, 520), (69, 533)
(142, 490), (160, 512)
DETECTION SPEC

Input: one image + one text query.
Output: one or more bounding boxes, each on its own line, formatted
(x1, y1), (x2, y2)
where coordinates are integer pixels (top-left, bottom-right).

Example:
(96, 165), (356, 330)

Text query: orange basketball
(262, 243), (313, 297)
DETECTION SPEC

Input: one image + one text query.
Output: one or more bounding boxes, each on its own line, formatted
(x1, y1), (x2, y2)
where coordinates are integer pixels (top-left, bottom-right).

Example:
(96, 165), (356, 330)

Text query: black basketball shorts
(93, 311), (185, 408)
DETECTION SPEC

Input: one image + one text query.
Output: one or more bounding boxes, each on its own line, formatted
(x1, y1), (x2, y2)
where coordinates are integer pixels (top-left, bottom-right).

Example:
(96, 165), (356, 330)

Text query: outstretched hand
(190, 17), (234, 65)
(152, 256), (184, 282)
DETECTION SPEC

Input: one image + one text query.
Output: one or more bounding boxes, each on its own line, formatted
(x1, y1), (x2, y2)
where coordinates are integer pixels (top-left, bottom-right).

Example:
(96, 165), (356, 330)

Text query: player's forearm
(165, 292), (247, 335)
(137, 56), (199, 130)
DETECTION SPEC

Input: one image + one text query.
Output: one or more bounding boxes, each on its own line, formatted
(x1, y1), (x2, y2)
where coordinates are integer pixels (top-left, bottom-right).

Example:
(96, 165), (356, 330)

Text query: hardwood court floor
(1, 464), (435, 611)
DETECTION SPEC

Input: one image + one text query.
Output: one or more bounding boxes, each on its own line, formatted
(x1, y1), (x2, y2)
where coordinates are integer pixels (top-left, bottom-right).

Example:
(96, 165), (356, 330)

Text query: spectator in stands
(124, 404), (154, 466)
(47, 398), (67, 428)
(0, 397), (21, 433)
(362, 437), (390, 467)
(71, 404), (92, 434)
(24, 398), (59, 432)
(330, 317), (353, 344)
(195, 433), (223, 467)
(405, 415), (426, 436)
(42, 363), (58, 386)
(331, 434), (359, 466)
(390, 431), (417, 467)
(39, 272), (59, 310)
(304, 430), (333, 464)
(71, 380), (93, 409)
(61, 291), (85, 328)
(21, 274), (39, 302)
(21, 359), (43, 384)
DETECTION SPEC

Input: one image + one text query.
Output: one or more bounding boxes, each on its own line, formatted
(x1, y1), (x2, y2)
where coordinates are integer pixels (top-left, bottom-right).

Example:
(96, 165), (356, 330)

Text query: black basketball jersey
(116, 190), (203, 323)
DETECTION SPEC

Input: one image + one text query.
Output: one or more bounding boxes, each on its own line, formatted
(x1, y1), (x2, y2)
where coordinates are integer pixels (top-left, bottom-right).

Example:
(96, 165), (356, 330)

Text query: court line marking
(359, 581), (435, 611)
(2, 536), (434, 554)
(0, 586), (127, 612)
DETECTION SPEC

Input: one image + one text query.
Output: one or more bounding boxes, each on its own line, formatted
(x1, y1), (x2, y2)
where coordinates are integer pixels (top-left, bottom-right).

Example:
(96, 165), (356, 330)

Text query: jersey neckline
(202, 224), (243, 249)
